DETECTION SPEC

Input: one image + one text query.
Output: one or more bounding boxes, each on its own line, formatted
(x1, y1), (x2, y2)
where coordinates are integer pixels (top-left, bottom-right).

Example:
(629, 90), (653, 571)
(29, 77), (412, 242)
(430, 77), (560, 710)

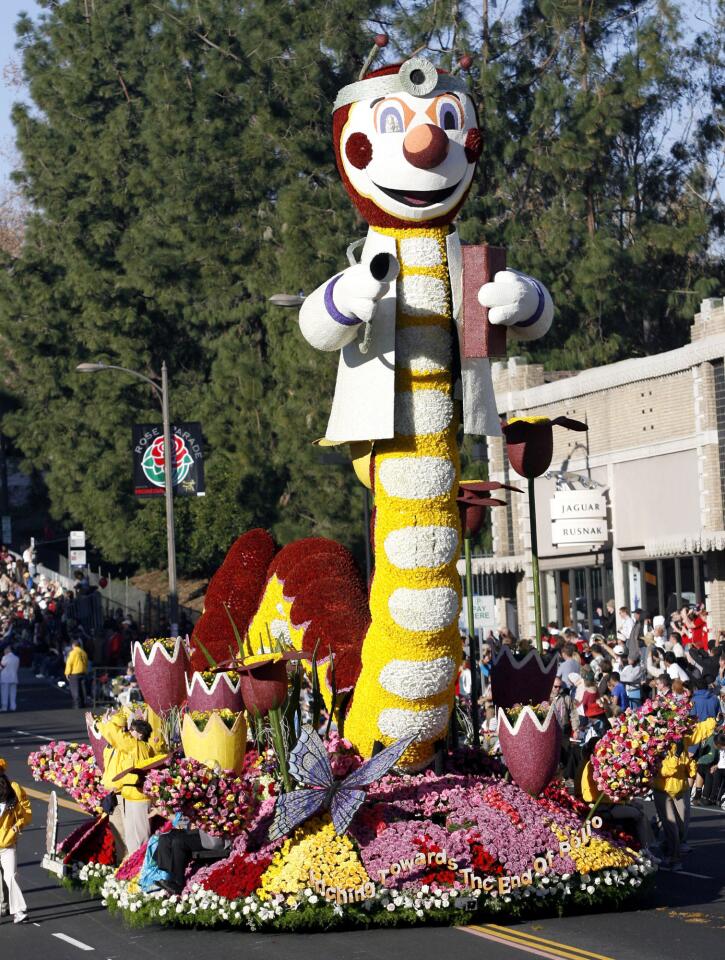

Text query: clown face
(333, 68), (482, 228)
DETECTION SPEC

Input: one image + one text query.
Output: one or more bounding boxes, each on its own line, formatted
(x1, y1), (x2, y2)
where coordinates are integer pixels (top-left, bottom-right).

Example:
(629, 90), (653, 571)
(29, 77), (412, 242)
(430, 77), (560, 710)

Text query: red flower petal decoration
(501, 417), (588, 479)
(457, 480), (521, 538)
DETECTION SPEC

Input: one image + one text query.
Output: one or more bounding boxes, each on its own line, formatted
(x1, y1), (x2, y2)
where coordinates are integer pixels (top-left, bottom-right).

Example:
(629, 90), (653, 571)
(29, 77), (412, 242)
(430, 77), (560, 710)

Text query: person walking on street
(0, 646), (20, 712)
(64, 639), (88, 708)
(651, 742), (696, 871)
(0, 758), (32, 922)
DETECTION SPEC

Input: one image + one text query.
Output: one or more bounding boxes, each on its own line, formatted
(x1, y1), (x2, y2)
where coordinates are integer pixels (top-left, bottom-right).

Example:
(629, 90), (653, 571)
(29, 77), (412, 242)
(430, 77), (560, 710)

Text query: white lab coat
(300, 226), (506, 443)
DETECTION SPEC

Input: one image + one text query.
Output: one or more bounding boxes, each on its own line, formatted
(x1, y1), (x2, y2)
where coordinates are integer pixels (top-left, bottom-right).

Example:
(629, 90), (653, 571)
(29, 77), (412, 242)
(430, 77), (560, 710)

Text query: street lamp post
(76, 360), (178, 634)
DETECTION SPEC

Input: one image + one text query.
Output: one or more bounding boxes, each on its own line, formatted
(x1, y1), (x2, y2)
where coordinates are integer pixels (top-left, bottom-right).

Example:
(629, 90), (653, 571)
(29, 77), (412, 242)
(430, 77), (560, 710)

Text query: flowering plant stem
(585, 792), (604, 823)
(268, 705), (291, 793)
(463, 534), (480, 747)
(528, 478), (543, 654)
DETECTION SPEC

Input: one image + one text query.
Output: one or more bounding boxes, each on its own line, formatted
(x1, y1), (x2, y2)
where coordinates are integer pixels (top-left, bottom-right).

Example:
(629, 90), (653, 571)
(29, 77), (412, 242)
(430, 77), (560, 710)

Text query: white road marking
(12, 729), (54, 742)
(659, 867), (713, 879)
(52, 933), (95, 951)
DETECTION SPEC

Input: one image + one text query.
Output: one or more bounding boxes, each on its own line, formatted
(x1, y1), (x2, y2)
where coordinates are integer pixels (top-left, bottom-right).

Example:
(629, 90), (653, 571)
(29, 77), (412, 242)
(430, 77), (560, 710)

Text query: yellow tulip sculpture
(181, 709), (247, 774)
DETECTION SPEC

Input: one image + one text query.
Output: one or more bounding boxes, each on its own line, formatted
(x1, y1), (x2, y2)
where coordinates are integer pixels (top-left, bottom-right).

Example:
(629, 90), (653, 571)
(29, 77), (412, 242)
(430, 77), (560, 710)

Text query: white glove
(299, 254), (399, 352)
(477, 269), (542, 326)
(333, 255), (399, 324)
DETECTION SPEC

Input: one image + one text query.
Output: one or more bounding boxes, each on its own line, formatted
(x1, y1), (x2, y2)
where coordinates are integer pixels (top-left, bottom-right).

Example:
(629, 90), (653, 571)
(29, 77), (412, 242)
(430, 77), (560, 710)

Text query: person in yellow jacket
(651, 740), (696, 871)
(0, 758), (32, 923)
(64, 640), (89, 709)
(92, 711), (159, 856)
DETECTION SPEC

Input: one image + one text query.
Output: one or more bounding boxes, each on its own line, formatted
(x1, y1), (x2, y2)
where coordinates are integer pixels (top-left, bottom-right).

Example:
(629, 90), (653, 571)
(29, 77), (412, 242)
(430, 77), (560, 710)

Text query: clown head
(332, 57), (482, 229)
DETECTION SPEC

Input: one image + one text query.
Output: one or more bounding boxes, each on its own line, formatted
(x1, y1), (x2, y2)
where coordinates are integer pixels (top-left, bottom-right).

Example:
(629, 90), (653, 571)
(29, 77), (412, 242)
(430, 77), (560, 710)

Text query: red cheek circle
(345, 132), (373, 169)
(464, 127), (483, 163)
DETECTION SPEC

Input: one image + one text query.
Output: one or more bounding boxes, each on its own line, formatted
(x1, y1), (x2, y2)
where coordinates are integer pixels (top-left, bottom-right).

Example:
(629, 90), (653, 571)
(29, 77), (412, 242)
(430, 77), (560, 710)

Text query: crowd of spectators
(457, 599), (725, 870)
(0, 544), (195, 711)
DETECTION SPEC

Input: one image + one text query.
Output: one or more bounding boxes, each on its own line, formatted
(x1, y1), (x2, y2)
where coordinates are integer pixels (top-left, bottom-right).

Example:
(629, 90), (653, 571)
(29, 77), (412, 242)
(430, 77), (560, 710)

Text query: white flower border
(77, 856), (657, 932)
(132, 637), (188, 669)
(186, 671), (242, 699)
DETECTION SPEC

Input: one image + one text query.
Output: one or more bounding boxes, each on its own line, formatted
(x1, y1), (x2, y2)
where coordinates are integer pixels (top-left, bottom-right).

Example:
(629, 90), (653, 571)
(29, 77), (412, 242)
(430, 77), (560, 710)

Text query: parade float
(28, 47), (666, 930)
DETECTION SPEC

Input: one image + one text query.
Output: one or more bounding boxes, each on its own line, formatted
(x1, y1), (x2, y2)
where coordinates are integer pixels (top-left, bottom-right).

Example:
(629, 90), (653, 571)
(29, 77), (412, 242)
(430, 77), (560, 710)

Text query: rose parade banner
(132, 422), (205, 498)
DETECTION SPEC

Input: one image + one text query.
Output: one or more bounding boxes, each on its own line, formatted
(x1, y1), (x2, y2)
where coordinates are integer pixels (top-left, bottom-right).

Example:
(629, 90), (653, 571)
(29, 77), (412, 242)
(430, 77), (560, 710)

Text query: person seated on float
(154, 816), (231, 896)
(92, 710), (162, 856)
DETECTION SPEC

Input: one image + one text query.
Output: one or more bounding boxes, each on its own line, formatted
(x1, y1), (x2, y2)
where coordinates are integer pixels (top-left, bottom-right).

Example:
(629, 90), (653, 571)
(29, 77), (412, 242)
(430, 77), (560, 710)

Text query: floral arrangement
(94, 857), (654, 932)
(188, 709), (238, 732)
(28, 741), (108, 814)
(57, 815), (115, 866)
(60, 758), (656, 932)
(141, 637), (181, 655)
(324, 731), (363, 777)
(259, 816), (370, 898)
(503, 701), (551, 723)
(200, 669), (239, 685)
(591, 695), (692, 802)
(142, 755), (259, 836)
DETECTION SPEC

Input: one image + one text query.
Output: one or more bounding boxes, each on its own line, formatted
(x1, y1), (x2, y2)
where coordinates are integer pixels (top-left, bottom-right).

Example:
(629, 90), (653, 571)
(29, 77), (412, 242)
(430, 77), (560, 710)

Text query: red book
(461, 244), (507, 359)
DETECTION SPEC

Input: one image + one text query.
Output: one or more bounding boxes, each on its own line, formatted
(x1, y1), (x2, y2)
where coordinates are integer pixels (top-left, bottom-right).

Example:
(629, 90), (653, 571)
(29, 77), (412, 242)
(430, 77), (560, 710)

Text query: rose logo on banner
(141, 434), (194, 489)
(132, 422), (205, 498)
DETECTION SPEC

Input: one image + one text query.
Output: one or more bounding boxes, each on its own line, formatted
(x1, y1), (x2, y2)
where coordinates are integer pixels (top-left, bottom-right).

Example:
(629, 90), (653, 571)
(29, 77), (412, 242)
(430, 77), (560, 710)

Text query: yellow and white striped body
(344, 226), (462, 769)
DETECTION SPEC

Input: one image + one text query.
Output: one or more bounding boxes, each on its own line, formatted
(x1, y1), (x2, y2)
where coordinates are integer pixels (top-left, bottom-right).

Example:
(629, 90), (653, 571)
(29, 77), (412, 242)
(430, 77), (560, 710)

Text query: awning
(457, 555), (526, 575)
(644, 531), (725, 557)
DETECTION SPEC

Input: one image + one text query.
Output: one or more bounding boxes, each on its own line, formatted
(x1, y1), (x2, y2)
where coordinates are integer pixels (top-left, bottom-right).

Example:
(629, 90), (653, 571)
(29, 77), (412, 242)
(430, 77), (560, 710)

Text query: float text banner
(461, 244), (507, 358)
(132, 422), (205, 498)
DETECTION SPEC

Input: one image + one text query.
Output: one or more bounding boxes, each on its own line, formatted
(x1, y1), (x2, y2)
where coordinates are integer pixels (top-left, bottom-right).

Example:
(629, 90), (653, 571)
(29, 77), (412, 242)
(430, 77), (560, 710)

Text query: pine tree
(0, 0), (377, 573)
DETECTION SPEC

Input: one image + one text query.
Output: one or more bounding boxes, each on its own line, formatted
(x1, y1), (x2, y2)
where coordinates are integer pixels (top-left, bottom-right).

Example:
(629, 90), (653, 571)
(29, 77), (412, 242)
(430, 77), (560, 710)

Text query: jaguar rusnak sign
(132, 422), (205, 497)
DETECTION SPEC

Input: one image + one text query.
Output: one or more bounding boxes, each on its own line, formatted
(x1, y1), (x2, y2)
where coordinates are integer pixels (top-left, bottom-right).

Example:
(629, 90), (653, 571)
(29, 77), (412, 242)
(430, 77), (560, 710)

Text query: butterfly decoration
(268, 727), (416, 840)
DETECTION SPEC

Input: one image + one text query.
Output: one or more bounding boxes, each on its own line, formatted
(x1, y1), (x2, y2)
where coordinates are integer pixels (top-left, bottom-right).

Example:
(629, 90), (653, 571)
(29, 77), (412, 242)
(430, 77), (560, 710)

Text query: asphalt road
(1, 672), (724, 960)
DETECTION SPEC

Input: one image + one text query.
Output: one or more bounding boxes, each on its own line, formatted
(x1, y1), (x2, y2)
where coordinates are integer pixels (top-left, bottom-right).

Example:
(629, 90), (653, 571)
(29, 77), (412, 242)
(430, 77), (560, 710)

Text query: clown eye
(440, 103), (459, 131)
(379, 105), (404, 133)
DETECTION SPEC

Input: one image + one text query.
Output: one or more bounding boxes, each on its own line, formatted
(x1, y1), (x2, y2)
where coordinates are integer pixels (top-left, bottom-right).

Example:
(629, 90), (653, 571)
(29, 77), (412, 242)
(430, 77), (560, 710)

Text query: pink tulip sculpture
(132, 638), (190, 715)
(498, 703), (562, 796)
(186, 670), (244, 713)
(490, 647), (558, 711)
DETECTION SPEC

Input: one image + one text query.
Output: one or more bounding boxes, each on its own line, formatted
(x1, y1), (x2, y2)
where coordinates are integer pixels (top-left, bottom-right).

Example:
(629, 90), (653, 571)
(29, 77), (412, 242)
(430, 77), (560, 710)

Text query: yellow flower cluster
(343, 225), (462, 769)
(189, 708), (238, 731)
(259, 816), (370, 897)
(553, 828), (634, 872)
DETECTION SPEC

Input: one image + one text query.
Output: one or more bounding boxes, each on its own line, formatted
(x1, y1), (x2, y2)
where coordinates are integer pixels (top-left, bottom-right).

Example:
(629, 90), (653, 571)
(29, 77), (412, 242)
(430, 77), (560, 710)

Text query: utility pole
(161, 361), (178, 634)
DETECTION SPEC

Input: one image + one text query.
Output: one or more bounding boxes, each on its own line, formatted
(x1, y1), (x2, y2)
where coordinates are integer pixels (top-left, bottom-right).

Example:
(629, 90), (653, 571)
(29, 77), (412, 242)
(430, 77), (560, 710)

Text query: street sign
(459, 594), (496, 632)
(69, 548), (87, 566)
(69, 530), (85, 548)
(551, 518), (609, 545)
(550, 490), (608, 546)
(550, 491), (606, 520)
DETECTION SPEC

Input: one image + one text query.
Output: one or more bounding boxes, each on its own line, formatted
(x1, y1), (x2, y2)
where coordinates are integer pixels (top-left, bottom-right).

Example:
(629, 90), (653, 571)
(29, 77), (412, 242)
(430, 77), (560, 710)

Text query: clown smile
(373, 181), (461, 208)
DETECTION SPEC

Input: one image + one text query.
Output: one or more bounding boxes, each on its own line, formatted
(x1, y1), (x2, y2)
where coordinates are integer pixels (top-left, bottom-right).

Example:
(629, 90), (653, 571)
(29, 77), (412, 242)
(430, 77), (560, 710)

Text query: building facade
(476, 297), (725, 637)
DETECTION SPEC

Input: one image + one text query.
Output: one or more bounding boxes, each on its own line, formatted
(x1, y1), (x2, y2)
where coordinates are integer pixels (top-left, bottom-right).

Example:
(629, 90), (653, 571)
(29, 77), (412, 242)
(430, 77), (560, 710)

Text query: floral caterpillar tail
(191, 530), (369, 701)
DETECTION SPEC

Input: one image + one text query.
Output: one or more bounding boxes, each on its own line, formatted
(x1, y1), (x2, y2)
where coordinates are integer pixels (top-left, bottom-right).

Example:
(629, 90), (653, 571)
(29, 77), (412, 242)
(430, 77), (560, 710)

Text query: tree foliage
(0, 0), (722, 573)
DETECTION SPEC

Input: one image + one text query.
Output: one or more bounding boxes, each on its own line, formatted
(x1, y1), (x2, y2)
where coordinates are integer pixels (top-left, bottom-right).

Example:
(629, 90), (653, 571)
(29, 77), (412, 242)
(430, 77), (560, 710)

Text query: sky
(0, 0), (718, 186)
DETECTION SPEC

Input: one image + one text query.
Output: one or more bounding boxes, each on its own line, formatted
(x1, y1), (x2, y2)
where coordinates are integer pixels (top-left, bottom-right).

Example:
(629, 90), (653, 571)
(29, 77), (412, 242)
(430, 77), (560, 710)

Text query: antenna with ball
(358, 33), (389, 80)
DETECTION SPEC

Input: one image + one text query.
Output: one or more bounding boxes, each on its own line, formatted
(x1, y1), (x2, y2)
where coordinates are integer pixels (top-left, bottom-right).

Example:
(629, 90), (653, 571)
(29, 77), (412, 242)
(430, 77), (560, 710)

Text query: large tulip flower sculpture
(501, 417), (588, 650)
(457, 479), (521, 743)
